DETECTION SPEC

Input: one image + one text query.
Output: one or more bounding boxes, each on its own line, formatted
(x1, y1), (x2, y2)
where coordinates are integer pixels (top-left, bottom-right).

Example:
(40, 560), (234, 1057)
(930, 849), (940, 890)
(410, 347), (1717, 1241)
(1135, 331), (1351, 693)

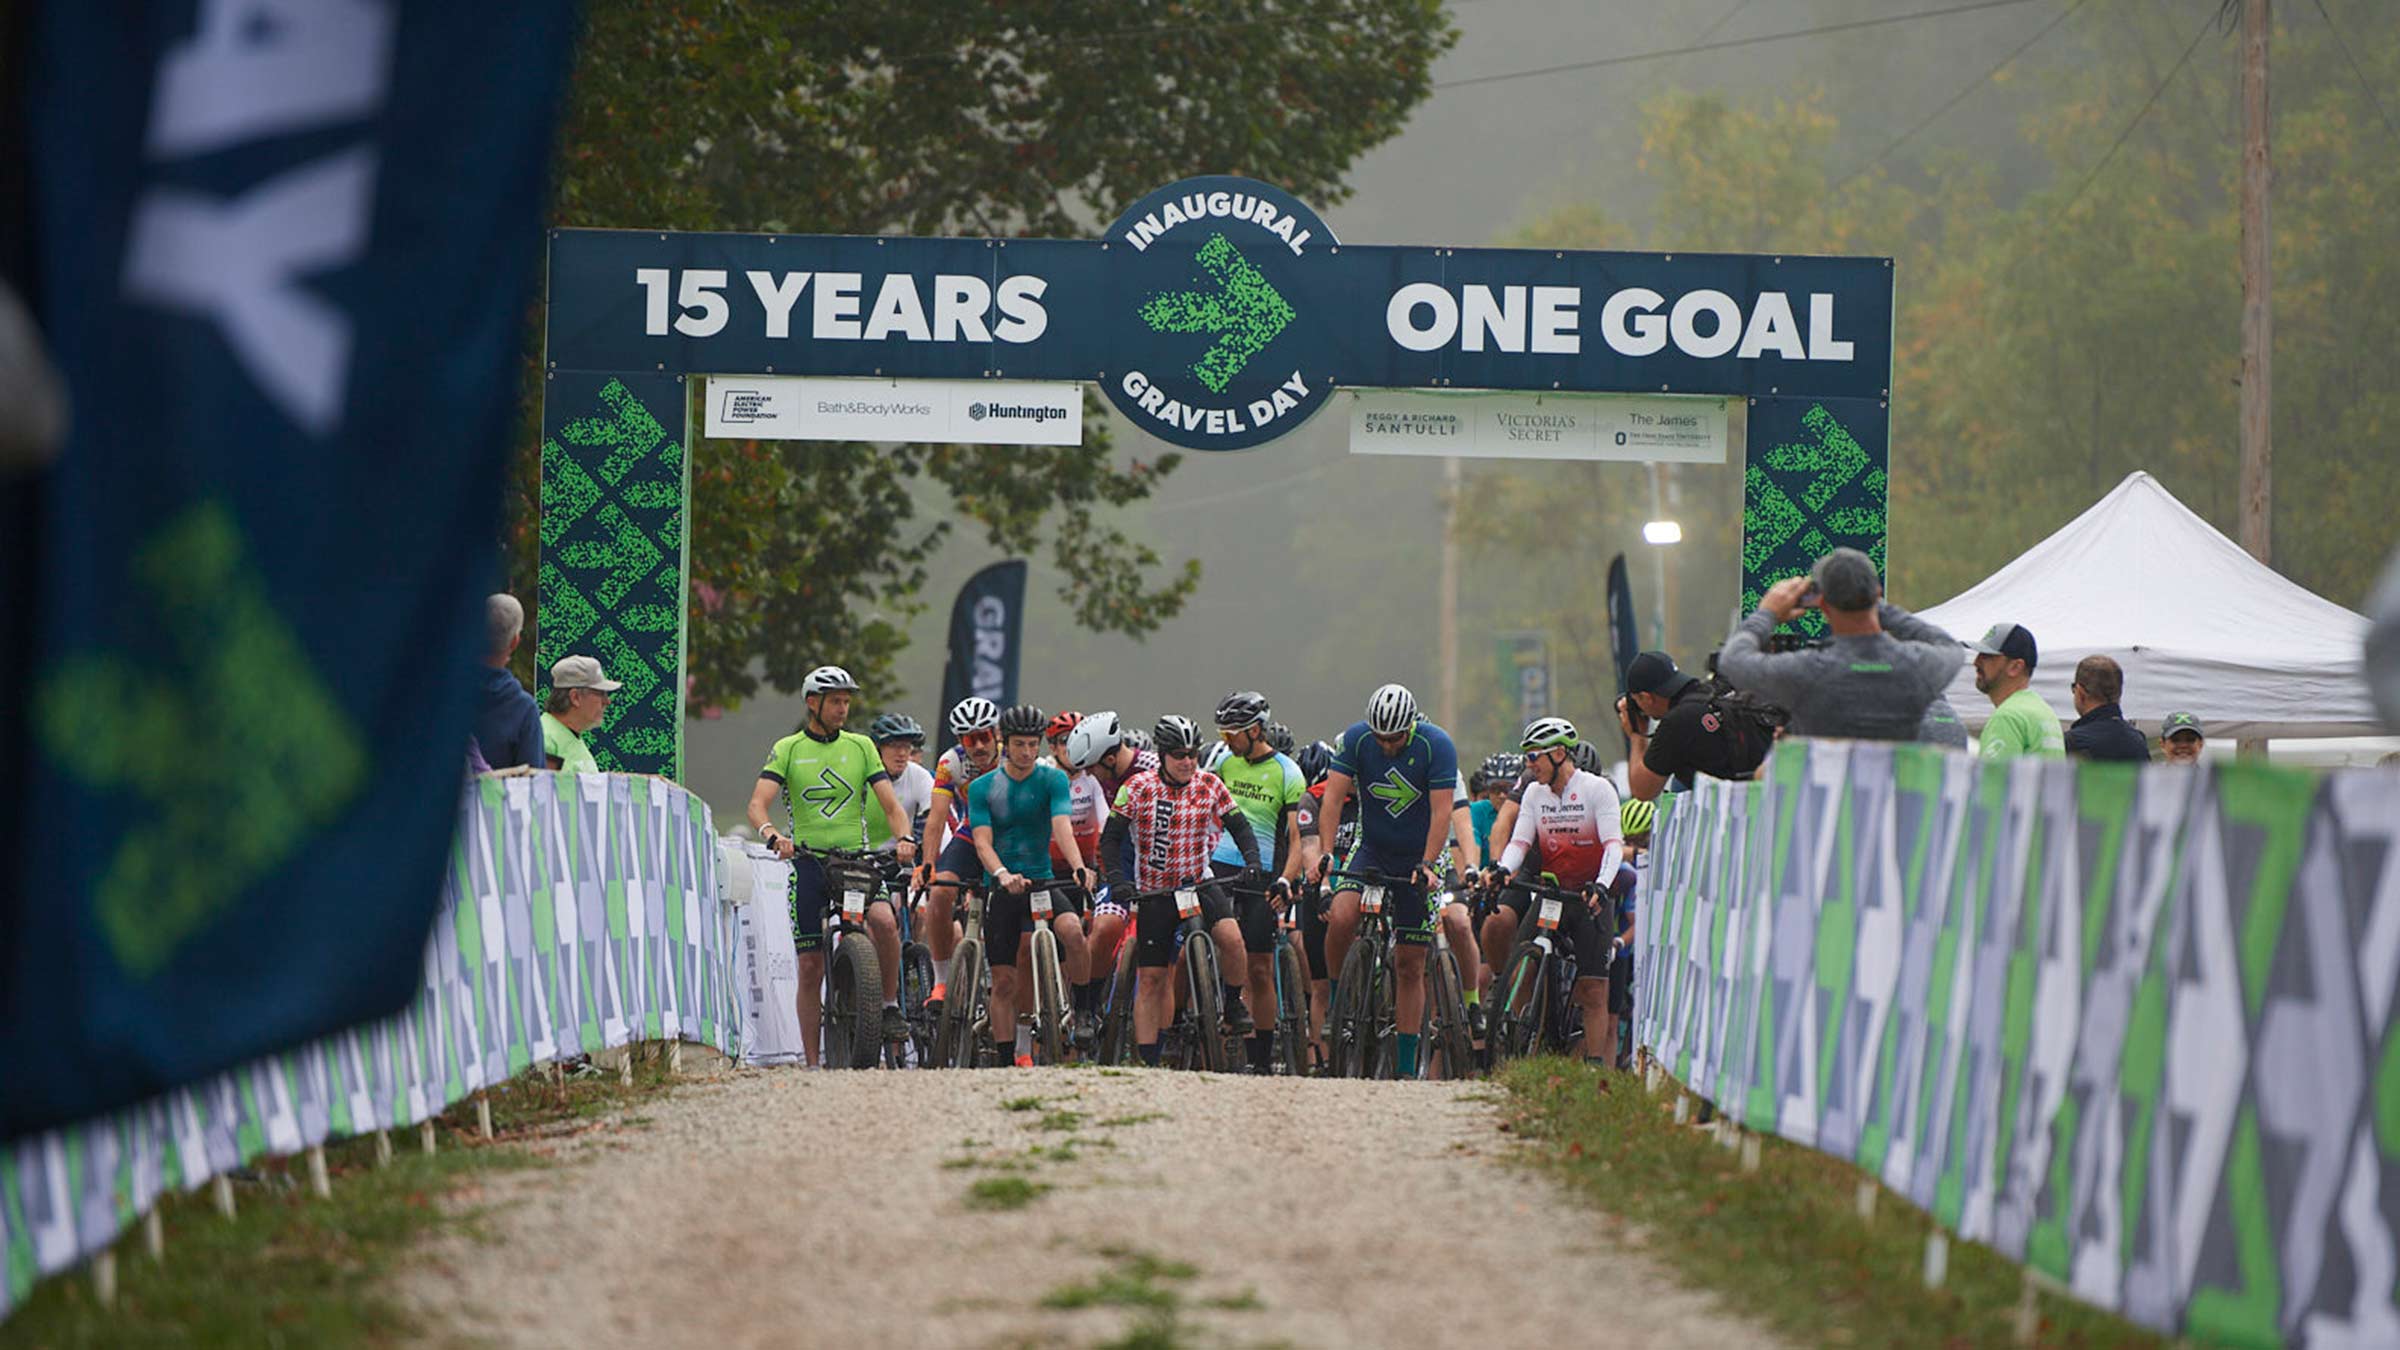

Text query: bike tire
(1275, 939), (1311, 1077)
(1491, 943), (1548, 1069)
(826, 933), (883, 1070)
(1369, 948), (1397, 1080)
(1427, 946), (1473, 1081)
(1180, 924), (1227, 1073)
(1031, 927), (1066, 1066)
(1329, 936), (1378, 1080)
(1097, 934), (1138, 1066)
(899, 941), (936, 1068)
(937, 937), (986, 1069)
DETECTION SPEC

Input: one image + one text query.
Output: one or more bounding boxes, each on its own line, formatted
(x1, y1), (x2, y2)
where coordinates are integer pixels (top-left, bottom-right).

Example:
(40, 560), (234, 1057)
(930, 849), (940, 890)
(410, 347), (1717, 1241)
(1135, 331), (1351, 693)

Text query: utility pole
(1438, 455), (1460, 730)
(2238, 0), (2272, 758)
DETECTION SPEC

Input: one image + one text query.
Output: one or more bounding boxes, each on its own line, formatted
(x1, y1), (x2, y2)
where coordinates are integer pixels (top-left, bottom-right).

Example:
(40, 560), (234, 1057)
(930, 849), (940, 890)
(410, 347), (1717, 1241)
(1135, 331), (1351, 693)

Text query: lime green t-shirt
(541, 712), (599, 775)
(1980, 688), (2065, 761)
(1209, 749), (1307, 871)
(761, 729), (888, 849)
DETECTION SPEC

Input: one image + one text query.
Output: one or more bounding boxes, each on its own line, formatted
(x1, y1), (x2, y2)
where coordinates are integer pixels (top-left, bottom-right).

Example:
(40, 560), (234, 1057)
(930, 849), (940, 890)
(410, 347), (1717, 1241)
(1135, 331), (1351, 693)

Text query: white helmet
(946, 696), (1000, 736)
(1365, 683), (1418, 736)
(802, 665), (858, 697)
(1063, 710), (1124, 770)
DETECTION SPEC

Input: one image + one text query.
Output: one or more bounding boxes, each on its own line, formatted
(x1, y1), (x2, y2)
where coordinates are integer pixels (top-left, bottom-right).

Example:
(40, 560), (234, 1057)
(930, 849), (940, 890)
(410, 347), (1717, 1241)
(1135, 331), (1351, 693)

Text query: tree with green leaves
(509, 0), (1457, 709)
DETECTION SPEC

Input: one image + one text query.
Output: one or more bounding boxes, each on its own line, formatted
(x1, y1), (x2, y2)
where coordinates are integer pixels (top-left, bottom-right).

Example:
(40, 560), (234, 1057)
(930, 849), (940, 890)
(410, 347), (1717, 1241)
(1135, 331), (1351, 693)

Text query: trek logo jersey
(1498, 768), (1623, 890)
(1329, 719), (1458, 863)
(760, 729), (890, 850)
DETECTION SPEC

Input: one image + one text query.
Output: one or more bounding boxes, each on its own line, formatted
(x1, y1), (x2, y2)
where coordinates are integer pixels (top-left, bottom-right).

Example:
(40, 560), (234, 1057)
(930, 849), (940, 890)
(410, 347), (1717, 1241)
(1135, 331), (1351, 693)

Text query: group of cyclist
(746, 663), (1656, 1075)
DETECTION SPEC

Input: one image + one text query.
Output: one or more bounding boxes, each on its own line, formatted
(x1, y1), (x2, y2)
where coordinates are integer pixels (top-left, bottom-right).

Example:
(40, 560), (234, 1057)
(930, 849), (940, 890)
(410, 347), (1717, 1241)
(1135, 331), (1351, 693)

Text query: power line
(2312, 0), (2400, 138)
(1430, 0), (2046, 91)
(2057, 11), (2214, 217)
(1831, 0), (2086, 192)
(1692, 0), (1755, 47)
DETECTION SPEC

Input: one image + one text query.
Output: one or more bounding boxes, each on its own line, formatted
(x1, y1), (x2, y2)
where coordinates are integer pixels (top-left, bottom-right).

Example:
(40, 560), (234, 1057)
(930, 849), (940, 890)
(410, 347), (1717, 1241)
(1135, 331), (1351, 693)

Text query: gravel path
(399, 1066), (1779, 1348)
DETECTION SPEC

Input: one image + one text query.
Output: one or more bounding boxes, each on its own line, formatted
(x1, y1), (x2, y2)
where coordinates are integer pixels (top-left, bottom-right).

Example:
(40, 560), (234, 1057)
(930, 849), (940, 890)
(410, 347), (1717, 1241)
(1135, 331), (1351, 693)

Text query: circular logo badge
(1101, 176), (1339, 452)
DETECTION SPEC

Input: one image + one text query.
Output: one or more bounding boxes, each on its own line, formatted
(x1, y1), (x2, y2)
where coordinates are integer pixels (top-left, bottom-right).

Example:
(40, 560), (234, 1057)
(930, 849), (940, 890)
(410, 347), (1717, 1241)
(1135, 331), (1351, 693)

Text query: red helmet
(1045, 709), (1084, 741)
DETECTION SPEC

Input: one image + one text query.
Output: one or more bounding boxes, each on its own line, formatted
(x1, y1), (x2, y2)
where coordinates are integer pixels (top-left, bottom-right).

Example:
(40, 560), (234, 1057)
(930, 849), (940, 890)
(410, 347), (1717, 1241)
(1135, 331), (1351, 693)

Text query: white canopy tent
(1915, 471), (2379, 742)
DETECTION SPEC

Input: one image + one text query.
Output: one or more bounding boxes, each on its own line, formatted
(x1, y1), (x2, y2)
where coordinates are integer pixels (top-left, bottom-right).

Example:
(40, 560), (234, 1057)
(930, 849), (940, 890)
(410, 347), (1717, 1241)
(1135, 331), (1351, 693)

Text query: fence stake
(2014, 1267), (2040, 1346)
(620, 1045), (634, 1086)
(1855, 1180), (1878, 1221)
(419, 1120), (437, 1155)
(92, 1250), (117, 1309)
(142, 1209), (164, 1262)
(1643, 1063), (1661, 1094)
(476, 1094), (493, 1139)
(374, 1130), (392, 1168)
(1673, 1094), (1690, 1125)
(1739, 1131), (1761, 1172)
(1922, 1231), (1949, 1289)
(305, 1146), (331, 1199)
(211, 1175), (235, 1219)
(668, 1039), (683, 1075)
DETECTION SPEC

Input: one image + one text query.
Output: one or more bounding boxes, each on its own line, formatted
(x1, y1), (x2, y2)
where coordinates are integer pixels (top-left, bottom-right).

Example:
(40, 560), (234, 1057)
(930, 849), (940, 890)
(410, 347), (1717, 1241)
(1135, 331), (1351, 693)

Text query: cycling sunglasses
(958, 729), (996, 749)
(1161, 747), (1200, 761)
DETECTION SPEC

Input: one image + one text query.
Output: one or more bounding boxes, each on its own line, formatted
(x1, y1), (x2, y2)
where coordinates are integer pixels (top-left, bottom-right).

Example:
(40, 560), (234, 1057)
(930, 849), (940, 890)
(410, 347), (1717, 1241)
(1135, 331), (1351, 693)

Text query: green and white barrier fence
(0, 772), (738, 1318)
(1636, 741), (2400, 1347)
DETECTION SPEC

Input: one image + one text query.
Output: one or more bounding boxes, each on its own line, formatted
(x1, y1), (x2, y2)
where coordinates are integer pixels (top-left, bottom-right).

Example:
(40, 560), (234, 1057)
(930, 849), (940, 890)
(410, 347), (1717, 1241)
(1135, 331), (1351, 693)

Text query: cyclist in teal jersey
(746, 666), (919, 1064)
(968, 705), (1095, 1068)
(1208, 690), (1304, 1073)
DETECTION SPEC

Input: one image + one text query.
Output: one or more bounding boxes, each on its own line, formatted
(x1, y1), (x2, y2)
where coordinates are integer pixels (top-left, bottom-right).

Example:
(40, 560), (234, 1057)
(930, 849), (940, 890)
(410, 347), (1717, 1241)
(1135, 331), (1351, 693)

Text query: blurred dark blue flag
(0, 0), (579, 1139)
(1606, 553), (1639, 696)
(937, 562), (1029, 754)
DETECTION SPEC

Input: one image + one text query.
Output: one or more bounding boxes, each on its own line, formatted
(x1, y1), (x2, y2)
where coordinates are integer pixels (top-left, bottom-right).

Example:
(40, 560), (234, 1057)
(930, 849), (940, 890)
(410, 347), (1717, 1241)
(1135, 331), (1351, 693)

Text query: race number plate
(1032, 890), (1054, 920)
(1361, 885), (1386, 915)
(1537, 896), (1564, 931)
(1175, 888), (1201, 920)
(841, 890), (868, 923)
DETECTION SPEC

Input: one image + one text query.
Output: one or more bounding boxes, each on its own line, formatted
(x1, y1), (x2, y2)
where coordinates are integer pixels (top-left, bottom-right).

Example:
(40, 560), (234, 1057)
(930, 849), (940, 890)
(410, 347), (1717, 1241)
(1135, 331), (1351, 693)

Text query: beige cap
(550, 654), (622, 692)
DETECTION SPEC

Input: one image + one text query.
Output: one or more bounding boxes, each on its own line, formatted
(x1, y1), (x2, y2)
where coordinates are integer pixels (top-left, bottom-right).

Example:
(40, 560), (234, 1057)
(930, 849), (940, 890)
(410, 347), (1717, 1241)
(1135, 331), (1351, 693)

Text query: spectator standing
(1616, 653), (1758, 800)
(2064, 655), (2149, 762)
(1713, 547), (1963, 741)
(542, 655), (619, 773)
(473, 594), (543, 770)
(2160, 711), (2207, 765)
(1968, 624), (2064, 760)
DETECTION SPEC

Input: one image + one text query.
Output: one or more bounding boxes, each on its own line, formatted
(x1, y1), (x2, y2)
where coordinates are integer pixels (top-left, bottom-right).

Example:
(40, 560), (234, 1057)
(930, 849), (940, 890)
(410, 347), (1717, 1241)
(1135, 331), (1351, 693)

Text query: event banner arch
(538, 176), (1893, 777)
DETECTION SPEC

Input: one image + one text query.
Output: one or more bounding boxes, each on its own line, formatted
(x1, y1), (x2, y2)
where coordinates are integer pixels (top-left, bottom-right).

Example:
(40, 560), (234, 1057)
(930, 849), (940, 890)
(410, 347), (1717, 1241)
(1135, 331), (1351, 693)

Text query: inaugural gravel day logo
(1102, 177), (1336, 451)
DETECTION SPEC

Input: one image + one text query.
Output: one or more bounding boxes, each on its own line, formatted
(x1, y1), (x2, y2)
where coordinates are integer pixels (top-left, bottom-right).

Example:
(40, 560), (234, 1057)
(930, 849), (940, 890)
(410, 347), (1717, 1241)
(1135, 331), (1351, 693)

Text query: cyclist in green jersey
(1209, 691), (1304, 1073)
(747, 666), (919, 1065)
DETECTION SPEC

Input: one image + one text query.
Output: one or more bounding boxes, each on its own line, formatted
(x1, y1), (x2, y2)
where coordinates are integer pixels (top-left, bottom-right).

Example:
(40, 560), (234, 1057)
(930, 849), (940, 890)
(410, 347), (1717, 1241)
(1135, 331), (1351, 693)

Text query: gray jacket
(1716, 602), (1964, 743)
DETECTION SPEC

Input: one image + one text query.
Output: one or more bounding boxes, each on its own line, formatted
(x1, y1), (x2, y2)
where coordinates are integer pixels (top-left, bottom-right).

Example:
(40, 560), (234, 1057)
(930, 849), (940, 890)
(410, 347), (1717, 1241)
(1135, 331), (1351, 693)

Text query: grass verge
(1494, 1058), (2169, 1350)
(1, 1051), (687, 1348)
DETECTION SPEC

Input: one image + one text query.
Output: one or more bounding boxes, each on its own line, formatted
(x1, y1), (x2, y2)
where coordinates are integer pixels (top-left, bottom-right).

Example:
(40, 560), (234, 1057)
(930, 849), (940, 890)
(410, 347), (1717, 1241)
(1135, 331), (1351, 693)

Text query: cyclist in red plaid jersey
(1097, 715), (1265, 1067)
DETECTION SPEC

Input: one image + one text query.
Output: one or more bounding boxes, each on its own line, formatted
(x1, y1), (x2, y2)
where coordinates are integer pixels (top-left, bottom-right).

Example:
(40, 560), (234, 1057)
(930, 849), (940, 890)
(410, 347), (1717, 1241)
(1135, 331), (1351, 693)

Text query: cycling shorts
(931, 832), (982, 882)
(785, 852), (895, 957)
(1210, 860), (1278, 953)
(984, 880), (1085, 968)
(1299, 888), (1331, 981)
(1327, 845), (1434, 948)
(1609, 946), (1635, 1016)
(1131, 880), (1236, 969)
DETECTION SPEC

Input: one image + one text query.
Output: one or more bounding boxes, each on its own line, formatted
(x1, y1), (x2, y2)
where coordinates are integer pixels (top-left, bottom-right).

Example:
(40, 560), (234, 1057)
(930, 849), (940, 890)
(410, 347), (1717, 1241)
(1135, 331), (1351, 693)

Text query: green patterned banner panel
(537, 371), (690, 779)
(0, 774), (735, 1319)
(1638, 744), (2400, 1346)
(1741, 396), (1889, 633)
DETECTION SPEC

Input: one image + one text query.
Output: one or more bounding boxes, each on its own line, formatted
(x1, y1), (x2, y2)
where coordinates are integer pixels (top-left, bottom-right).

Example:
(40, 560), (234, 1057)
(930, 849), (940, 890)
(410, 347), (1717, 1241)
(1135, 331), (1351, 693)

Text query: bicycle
(795, 844), (891, 1071)
(1112, 881), (1237, 1073)
(1323, 867), (1414, 1081)
(1486, 875), (1590, 1069)
(887, 869), (939, 1068)
(1417, 873), (1477, 1081)
(931, 875), (1077, 1068)
(1269, 882), (1316, 1076)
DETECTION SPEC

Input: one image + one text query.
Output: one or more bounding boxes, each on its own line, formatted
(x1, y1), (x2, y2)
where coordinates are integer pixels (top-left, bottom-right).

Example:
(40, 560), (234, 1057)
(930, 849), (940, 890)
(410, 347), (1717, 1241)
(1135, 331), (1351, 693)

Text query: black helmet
(1213, 690), (1271, 731)
(1295, 739), (1334, 784)
(998, 703), (1047, 738)
(1265, 721), (1296, 755)
(1153, 715), (1205, 755)
(1572, 741), (1607, 775)
(868, 712), (926, 745)
(1478, 752), (1516, 784)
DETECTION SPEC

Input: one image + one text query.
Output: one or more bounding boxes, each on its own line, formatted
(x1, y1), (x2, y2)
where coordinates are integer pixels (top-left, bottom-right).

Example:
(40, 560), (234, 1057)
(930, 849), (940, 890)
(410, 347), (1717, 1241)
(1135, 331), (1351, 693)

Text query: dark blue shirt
(473, 663), (544, 770)
(1329, 719), (1458, 865)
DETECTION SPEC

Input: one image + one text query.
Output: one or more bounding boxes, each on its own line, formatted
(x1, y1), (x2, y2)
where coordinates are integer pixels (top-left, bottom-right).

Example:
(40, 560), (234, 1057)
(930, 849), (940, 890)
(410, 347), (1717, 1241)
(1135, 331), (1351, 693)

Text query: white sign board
(704, 375), (1083, 446)
(1346, 389), (1729, 463)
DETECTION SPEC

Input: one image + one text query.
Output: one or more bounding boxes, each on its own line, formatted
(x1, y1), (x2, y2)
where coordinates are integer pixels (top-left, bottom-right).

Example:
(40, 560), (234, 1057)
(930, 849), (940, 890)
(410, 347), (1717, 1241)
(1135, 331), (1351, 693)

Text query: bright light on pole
(1642, 519), (1682, 545)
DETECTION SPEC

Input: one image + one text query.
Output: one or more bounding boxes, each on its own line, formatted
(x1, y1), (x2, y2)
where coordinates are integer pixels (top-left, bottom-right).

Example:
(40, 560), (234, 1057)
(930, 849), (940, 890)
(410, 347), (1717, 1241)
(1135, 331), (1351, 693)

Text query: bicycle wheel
(1274, 939), (1311, 1076)
(1369, 949), (1397, 1080)
(936, 937), (985, 1069)
(1031, 926), (1066, 1066)
(1426, 946), (1473, 1081)
(1490, 942), (1548, 1069)
(1096, 934), (1137, 1066)
(899, 941), (935, 1068)
(826, 932), (883, 1070)
(1329, 936), (1378, 1080)
(1179, 923), (1227, 1073)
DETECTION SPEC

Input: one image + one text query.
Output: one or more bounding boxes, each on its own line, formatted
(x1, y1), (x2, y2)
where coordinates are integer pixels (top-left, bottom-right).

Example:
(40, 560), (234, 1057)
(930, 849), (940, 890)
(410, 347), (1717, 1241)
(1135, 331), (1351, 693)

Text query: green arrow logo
(1138, 232), (1294, 394)
(1366, 768), (1421, 817)
(798, 766), (853, 819)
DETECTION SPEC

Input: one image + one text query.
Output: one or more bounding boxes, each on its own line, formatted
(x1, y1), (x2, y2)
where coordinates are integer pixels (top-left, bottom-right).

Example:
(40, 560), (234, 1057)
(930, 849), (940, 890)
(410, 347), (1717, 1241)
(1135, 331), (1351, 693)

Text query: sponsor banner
(1741, 396), (1888, 631)
(1605, 553), (1639, 695)
(937, 561), (1028, 754)
(702, 376), (1082, 446)
(1636, 743), (2400, 1346)
(545, 175), (1894, 453)
(1346, 390), (1730, 463)
(0, 773), (738, 1318)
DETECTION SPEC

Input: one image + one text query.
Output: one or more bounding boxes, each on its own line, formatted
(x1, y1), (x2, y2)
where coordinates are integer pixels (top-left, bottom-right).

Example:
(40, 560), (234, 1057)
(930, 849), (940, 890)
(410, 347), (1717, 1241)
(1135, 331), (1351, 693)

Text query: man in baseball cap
(1617, 650), (1747, 800)
(542, 655), (621, 774)
(1968, 623), (2062, 760)
(2160, 711), (2206, 765)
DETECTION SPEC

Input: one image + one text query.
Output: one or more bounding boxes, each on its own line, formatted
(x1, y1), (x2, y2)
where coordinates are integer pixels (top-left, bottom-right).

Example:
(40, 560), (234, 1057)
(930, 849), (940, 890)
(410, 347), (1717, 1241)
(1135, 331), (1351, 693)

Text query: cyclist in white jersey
(1477, 717), (1625, 1068)
(865, 713), (934, 856)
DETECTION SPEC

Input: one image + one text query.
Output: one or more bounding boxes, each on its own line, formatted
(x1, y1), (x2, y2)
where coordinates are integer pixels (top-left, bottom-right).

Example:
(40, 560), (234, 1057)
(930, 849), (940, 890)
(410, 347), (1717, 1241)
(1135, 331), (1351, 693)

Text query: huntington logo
(1103, 176), (1335, 451)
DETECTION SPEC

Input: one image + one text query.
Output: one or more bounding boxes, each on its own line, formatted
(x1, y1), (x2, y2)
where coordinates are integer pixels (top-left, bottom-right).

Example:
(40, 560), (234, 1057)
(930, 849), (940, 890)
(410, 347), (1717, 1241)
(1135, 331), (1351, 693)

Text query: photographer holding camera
(1617, 651), (1771, 801)
(1715, 547), (1963, 743)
